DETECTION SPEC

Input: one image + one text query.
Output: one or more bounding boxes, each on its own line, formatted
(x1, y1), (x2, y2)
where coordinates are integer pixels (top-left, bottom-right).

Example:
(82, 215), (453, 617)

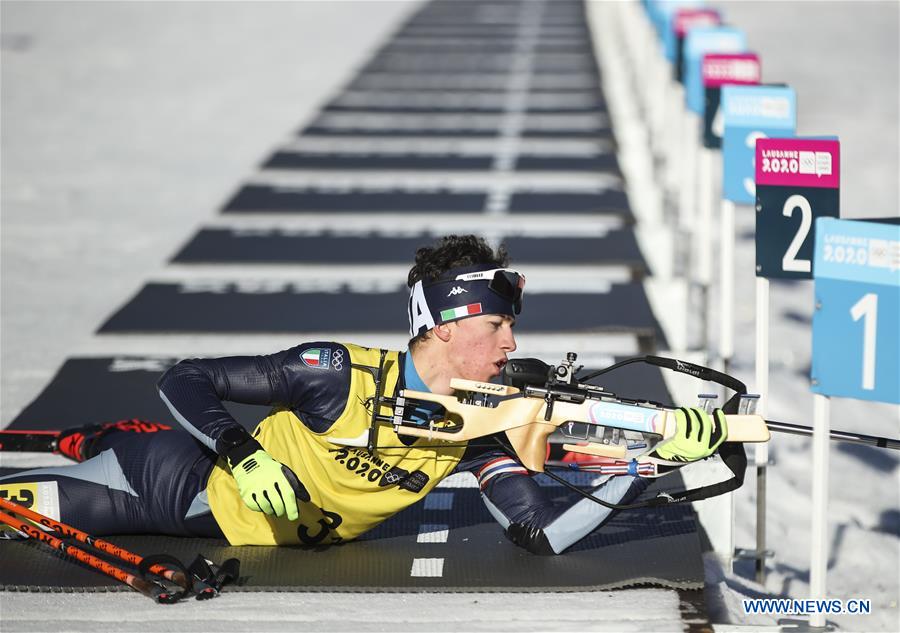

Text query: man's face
(445, 314), (517, 382)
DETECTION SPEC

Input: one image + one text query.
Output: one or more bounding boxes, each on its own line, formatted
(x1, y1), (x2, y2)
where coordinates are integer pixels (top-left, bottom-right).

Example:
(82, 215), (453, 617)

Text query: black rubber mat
(221, 186), (631, 218)
(508, 190), (630, 216)
(396, 23), (590, 34)
(377, 42), (595, 55)
(7, 357), (265, 432)
(323, 103), (606, 114)
(346, 74), (602, 92)
(96, 284), (666, 350)
(222, 186), (486, 213)
(300, 113), (611, 137)
(0, 475), (702, 591)
(171, 230), (648, 279)
(326, 87), (605, 104)
(516, 154), (619, 172)
(300, 126), (614, 139)
(262, 152), (494, 171)
(394, 26), (590, 38)
(323, 91), (607, 112)
(301, 125), (499, 138)
(362, 57), (599, 75)
(7, 355), (673, 433)
(260, 152), (618, 173)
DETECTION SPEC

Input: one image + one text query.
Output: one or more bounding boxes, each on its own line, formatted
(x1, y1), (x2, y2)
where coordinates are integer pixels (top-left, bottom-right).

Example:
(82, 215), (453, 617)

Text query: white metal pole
(719, 199), (735, 373)
(679, 111), (699, 230)
(664, 82), (683, 193)
(754, 276), (770, 585)
(809, 393), (831, 629)
(697, 147), (714, 355)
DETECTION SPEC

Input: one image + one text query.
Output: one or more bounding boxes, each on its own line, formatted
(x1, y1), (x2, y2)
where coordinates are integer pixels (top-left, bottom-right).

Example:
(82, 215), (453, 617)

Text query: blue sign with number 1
(811, 218), (900, 404)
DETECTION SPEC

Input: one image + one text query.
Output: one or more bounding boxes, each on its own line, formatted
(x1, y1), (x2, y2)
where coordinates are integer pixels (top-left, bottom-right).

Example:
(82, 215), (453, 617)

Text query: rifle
(386, 353), (769, 473)
(345, 352), (765, 508)
(354, 352), (896, 508)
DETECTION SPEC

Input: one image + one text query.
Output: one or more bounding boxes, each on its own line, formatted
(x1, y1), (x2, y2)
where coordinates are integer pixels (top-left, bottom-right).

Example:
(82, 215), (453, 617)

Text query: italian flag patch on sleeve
(300, 348), (331, 368)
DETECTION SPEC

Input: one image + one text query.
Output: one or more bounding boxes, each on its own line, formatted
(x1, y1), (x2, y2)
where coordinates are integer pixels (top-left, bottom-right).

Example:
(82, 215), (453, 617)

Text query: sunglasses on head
(453, 268), (526, 314)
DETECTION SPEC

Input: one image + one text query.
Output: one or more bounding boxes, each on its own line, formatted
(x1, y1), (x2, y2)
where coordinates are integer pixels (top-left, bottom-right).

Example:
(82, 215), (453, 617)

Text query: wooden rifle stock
(394, 379), (770, 472)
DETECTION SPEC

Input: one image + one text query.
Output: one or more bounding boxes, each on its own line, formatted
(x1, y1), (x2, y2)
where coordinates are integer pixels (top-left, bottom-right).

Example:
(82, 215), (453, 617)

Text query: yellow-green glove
(218, 426), (310, 521)
(654, 408), (728, 462)
(229, 449), (308, 520)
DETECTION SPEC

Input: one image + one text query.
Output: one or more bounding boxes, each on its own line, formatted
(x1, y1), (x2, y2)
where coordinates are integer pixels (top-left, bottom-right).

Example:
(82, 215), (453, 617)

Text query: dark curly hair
(407, 235), (509, 348)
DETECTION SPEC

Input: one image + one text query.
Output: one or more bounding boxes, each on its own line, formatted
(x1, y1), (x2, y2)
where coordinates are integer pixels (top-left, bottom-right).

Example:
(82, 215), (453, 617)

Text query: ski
(0, 419), (174, 456)
(0, 429), (61, 453)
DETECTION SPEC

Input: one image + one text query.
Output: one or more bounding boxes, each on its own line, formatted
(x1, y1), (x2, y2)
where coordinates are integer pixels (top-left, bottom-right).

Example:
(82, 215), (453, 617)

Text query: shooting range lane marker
(416, 524), (450, 543)
(423, 492), (454, 511)
(410, 558), (445, 578)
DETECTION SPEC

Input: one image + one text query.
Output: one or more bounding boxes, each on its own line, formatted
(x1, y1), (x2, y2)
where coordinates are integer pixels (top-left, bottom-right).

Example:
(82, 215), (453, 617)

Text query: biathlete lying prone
(0, 235), (726, 554)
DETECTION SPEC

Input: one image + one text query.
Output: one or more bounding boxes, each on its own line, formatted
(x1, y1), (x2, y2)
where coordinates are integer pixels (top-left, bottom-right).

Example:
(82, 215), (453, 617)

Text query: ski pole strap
(137, 554), (193, 601)
(187, 554), (241, 599)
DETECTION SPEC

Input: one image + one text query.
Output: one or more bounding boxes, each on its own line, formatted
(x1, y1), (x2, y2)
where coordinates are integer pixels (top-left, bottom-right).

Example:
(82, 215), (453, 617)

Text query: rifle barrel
(766, 419), (900, 450)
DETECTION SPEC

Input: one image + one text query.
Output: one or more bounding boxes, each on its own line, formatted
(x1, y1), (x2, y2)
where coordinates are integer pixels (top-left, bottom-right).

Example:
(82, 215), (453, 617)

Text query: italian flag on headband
(440, 303), (482, 321)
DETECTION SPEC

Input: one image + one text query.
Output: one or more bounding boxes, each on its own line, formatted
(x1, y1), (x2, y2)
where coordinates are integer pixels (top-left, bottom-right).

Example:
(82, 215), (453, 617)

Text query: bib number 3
(297, 508), (344, 545)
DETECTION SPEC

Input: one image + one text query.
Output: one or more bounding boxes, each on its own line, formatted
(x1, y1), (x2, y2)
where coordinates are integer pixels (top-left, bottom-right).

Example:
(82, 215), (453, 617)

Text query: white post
(679, 111), (699, 230)
(809, 394), (831, 629)
(664, 81), (684, 193)
(696, 147), (714, 355)
(719, 199), (736, 373)
(754, 276), (770, 585)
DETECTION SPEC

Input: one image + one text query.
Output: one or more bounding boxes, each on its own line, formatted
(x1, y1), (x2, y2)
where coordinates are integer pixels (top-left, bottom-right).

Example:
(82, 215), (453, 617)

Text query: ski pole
(766, 419), (900, 450)
(0, 508), (181, 603)
(0, 497), (190, 591)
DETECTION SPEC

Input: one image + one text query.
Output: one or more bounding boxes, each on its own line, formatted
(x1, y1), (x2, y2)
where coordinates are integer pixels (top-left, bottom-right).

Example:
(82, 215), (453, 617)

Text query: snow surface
(1, 1), (898, 632)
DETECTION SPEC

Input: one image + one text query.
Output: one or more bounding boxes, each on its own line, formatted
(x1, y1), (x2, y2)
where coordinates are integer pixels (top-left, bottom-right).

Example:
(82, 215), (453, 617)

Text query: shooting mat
(221, 186), (631, 218)
(170, 230), (648, 278)
(96, 284), (666, 351)
(0, 476), (704, 592)
(260, 152), (619, 173)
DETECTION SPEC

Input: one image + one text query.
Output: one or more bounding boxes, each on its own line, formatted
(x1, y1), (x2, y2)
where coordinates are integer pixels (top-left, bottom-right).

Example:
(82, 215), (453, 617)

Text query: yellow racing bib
(206, 344), (466, 545)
